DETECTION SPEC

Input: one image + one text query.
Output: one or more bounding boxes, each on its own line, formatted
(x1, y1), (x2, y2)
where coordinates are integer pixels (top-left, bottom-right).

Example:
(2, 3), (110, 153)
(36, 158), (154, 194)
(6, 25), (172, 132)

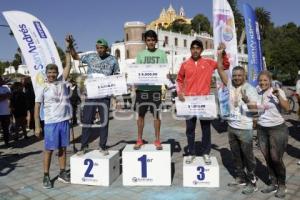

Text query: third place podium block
(122, 144), (171, 186)
(71, 150), (120, 186)
(183, 156), (219, 187)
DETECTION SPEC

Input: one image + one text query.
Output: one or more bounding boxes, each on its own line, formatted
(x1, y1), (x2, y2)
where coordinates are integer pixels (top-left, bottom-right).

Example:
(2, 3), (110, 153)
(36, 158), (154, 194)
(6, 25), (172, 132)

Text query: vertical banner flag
(243, 3), (264, 87)
(3, 10), (63, 92)
(213, 0), (238, 118)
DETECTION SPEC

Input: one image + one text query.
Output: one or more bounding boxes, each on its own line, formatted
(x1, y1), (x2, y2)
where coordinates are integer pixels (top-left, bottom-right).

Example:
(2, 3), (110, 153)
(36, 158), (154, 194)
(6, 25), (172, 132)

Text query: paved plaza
(0, 108), (299, 200)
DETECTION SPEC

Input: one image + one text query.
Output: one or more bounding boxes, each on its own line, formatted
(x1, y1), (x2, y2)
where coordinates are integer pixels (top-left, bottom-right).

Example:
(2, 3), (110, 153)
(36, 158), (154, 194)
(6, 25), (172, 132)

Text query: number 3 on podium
(197, 166), (205, 181)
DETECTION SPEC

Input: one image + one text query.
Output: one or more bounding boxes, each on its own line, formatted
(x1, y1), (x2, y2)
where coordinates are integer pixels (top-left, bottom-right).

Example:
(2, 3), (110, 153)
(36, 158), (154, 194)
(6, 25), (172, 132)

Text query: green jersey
(136, 49), (167, 91)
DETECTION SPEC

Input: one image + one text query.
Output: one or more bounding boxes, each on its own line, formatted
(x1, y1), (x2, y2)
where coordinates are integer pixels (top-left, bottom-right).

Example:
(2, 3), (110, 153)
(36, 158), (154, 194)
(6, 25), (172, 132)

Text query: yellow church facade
(147, 4), (191, 30)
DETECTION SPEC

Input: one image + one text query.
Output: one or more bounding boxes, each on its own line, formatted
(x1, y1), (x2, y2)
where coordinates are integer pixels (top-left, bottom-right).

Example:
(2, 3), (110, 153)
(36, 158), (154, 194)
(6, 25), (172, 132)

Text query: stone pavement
(0, 109), (299, 200)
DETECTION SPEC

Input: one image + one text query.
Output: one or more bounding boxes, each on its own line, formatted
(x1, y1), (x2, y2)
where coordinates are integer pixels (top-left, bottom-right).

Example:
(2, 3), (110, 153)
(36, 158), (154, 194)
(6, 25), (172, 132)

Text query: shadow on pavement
(0, 150), (42, 176)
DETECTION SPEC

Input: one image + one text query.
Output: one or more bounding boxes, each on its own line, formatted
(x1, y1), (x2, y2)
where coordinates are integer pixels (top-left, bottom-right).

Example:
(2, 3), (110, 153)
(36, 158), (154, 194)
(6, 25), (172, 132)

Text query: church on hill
(147, 4), (191, 30)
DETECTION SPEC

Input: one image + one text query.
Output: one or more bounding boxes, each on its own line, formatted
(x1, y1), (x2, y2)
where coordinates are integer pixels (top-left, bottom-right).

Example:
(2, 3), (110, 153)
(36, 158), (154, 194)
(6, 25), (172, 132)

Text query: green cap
(96, 38), (108, 47)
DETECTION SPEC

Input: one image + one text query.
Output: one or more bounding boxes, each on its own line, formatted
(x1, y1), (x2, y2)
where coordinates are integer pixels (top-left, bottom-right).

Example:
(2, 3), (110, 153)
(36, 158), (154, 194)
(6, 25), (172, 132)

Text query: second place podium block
(71, 150), (120, 186)
(122, 144), (171, 186)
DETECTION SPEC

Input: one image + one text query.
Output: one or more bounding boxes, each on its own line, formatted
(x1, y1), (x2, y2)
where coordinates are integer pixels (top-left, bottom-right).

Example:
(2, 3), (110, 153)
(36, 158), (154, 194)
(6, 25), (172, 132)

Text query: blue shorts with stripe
(44, 120), (70, 150)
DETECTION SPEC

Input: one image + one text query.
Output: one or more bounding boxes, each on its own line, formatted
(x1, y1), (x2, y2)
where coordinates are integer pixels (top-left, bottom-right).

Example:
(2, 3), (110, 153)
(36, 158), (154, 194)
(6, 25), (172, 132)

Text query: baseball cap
(96, 38), (108, 47)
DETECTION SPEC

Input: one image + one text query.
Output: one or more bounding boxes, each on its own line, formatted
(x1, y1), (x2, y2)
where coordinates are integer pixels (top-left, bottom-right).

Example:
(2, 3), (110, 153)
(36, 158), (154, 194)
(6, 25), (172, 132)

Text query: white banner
(213, 0), (238, 118)
(175, 95), (217, 119)
(126, 64), (169, 85)
(85, 74), (128, 98)
(3, 11), (63, 92)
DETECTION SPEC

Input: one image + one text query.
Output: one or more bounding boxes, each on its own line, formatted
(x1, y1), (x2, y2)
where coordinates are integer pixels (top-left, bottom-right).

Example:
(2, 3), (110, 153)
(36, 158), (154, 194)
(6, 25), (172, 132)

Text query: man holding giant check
(176, 40), (229, 165)
(128, 30), (168, 151)
(69, 36), (121, 156)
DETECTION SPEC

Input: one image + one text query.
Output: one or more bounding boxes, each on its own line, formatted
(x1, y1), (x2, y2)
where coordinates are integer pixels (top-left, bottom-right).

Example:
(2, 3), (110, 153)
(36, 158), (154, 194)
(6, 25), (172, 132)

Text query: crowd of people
(0, 30), (299, 198)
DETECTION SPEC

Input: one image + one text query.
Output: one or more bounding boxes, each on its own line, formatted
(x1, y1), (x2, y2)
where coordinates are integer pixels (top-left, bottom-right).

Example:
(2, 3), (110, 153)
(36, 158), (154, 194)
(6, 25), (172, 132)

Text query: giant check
(175, 95), (217, 119)
(85, 74), (127, 98)
(126, 64), (169, 85)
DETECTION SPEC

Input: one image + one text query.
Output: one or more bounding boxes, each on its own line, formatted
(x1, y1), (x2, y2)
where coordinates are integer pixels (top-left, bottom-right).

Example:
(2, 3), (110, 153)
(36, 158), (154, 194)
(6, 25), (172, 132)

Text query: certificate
(126, 64), (169, 85)
(85, 74), (127, 98)
(175, 95), (217, 119)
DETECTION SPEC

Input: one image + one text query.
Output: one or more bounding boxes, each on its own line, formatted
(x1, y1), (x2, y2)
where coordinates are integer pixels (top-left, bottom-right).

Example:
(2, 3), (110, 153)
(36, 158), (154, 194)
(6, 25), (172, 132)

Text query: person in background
(10, 82), (28, 140)
(0, 76), (11, 146)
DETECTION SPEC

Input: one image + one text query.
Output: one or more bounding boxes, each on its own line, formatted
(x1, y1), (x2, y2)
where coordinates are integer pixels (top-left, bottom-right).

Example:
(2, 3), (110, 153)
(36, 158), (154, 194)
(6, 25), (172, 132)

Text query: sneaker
(297, 160), (300, 165)
(275, 185), (286, 198)
(261, 185), (277, 193)
(99, 148), (109, 156)
(203, 154), (211, 165)
(133, 139), (144, 150)
(154, 140), (163, 150)
(242, 183), (258, 195)
(76, 147), (88, 156)
(185, 155), (195, 164)
(228, 177), (247, 187)
(43, 175), (52, 189)
(58, 170), (70, 183)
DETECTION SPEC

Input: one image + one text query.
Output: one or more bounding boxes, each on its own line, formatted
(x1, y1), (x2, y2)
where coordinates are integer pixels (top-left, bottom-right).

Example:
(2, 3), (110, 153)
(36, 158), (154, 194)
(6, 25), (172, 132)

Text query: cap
(96, 38), (108, 47)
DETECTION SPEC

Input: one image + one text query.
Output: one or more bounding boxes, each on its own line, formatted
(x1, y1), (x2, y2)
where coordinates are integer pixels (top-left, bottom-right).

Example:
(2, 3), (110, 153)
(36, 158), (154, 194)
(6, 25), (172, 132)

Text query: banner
(243, 3), (264, 87)
(3, 11), (63, 92)
(175, 95), (217, 119)
(126, 64), (169, 85)
(85, 74), (128, 98)
(213, 0), (238, 118)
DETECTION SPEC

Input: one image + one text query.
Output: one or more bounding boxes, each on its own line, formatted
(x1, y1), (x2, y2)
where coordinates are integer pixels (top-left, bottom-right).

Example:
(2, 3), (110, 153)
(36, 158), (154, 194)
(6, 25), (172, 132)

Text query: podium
(70, 150), (120, 186)
(183, 156), (219, 187)
(122, 144), (171, 186)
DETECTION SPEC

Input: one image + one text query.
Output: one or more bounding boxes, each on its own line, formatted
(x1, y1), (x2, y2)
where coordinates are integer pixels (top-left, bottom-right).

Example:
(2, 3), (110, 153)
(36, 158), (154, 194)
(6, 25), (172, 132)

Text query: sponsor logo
(131, 177), (153, 183)
(18, 24), (44, 71)
(33, 21), (47, 38)
(82, 177), (98, 182)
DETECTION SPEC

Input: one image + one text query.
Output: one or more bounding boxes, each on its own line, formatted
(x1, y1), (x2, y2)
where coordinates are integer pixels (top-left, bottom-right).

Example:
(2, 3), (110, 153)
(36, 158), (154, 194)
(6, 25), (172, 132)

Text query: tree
(255, 7), (271, 39)
(191, 14), (212, 34)
(168, 19), (192, 35)
(11, 52), (22, 70)
(227, 0), (244, 42)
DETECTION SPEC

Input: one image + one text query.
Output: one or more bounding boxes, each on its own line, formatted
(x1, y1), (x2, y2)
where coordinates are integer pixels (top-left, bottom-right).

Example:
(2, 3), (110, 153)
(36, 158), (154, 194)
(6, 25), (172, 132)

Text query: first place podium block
(122, 144), (171, 186)
(71, 150), (120, 186)
(183, 156), (219, 187)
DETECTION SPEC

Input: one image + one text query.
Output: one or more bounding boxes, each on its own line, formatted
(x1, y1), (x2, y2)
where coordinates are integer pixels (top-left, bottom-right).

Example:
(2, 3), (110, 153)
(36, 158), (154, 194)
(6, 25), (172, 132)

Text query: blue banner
(243, 3), (264, 86)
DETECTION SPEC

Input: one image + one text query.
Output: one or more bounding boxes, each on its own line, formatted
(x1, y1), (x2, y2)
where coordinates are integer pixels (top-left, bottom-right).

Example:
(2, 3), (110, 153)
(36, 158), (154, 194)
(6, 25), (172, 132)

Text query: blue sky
(0, 0), (299, 61)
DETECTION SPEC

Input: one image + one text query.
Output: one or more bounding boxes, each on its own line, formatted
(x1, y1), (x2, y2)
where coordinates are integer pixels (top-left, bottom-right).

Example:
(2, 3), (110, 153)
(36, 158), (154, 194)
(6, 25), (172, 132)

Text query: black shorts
(134, 90), (162, 118)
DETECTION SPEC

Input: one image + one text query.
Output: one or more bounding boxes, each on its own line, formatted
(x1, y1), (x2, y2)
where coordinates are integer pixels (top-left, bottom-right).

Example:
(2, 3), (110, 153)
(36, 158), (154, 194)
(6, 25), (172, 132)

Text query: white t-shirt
(296, 80), (300, 95)
(35, 79), (71, 124)
(257, 87), (286, 127)
(0, 85), (11, 115)
(227, 81), (258, 130)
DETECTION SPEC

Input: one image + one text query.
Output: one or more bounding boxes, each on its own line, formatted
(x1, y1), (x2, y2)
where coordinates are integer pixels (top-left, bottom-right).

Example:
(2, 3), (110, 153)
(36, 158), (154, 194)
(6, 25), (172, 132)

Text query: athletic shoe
(275, 185), (286, 198)
(154, 140), (163, 150)
(99, 148), (109, 156)
(261, 185), (277, 193)
(185, 155), (195, 164)
(242, 182), (258, 195)
(133, 139), (144, 150)
(76, 147), (88, 156)
(297, 160), (300, 165)
(203, 154), (211, 165)
(43, 175), (51, 189)
(57, 170), (70, 183)
(228, 177), (247, 187)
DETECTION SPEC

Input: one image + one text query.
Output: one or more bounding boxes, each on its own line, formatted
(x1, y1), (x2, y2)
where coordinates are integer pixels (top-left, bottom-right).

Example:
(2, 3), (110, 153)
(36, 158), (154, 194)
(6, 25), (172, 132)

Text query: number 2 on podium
(84, 159), (94, 178)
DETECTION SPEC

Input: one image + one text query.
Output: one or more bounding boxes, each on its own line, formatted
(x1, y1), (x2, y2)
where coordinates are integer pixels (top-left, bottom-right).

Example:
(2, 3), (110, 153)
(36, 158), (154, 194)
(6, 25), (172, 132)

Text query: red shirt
(176, 55), (229, 96)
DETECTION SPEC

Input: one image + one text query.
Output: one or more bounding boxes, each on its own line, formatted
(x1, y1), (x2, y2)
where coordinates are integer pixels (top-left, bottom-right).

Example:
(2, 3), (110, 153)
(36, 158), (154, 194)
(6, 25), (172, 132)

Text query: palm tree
(255, 7), (271, 39)
(227, 0), (244, 42)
